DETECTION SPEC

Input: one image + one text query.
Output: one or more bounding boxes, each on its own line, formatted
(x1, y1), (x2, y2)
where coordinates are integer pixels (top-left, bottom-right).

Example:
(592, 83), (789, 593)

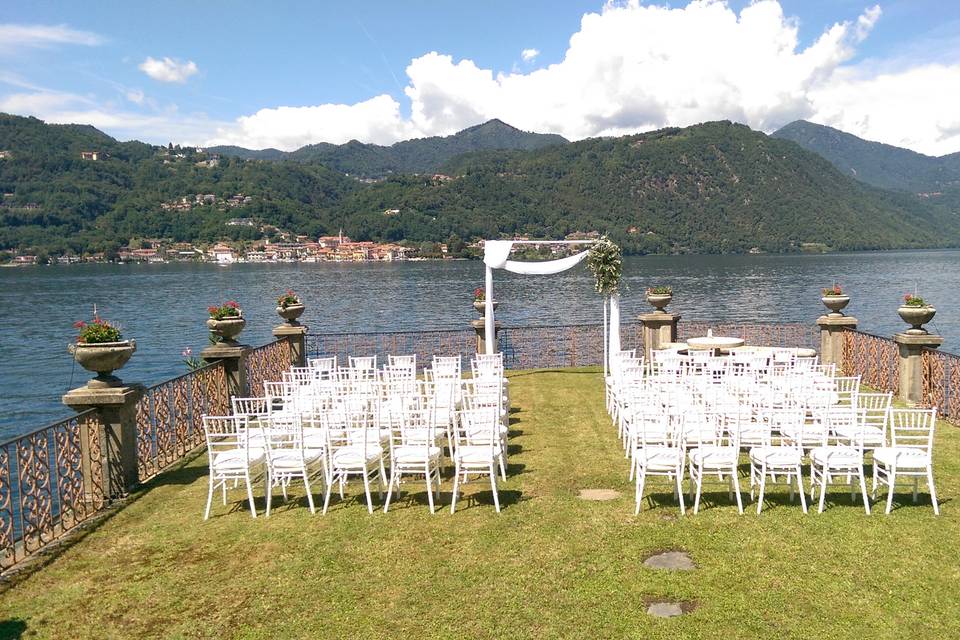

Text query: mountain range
(208, 119), (568, 178)
(1, 112), (958, 258)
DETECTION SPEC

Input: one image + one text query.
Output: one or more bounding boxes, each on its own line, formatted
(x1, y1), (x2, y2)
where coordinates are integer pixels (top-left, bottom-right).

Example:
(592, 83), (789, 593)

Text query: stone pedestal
(639, 312), (681, 360)
(273, 324), (307, 368)
(201, 343), (250, 398)
(894, 332), (944, 406)
(63, 383), (145, 500)
(471, 319), (501, 354)
(816, 314), (857, 369)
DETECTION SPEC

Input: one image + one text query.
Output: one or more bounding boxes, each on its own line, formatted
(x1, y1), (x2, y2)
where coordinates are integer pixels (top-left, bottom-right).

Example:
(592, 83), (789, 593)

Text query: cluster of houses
(159, 193), (253, 212)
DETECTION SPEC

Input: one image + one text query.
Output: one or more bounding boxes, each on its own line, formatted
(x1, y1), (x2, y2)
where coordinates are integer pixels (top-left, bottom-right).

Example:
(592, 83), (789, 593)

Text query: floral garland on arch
(586, 236), (623, 296)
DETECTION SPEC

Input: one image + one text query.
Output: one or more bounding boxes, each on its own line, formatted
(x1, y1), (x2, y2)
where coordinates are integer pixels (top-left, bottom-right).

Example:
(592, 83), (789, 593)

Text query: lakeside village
(2, 226), (602, 267)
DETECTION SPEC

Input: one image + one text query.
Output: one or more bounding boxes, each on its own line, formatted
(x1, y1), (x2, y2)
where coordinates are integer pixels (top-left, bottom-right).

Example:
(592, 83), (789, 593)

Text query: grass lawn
(1, 367), (958, 639)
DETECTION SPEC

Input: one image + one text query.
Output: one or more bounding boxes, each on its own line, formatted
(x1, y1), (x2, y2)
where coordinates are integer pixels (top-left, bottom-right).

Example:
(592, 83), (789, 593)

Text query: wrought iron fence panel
(922, 348), (960, 423)
(0, 410), (104, 569)
(136, 361), (229, 483)
(246, 339), (292, 396)
(678, 321), (818, 350)
(841, 330), (900, 393)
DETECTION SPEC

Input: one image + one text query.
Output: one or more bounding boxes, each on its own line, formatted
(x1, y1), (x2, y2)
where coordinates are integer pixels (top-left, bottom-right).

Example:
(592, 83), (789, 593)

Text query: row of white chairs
(608, 349), (940, 516)
(202, 353), (511, 518)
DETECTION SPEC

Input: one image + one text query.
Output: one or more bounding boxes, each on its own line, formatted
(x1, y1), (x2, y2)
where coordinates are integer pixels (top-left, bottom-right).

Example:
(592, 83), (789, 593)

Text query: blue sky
(3, 1), (960, 153)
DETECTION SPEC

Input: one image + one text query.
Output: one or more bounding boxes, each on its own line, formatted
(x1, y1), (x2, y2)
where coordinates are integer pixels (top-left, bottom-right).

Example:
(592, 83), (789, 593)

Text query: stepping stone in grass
(578, 489), (621, 501)
(646, 602), (685, 618)
(643, 550), (695, 571)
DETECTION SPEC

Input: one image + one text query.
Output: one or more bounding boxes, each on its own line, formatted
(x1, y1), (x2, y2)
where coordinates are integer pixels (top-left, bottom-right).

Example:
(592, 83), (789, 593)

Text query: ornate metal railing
(306, 329), (477, 372)
(678, 321), (818, 350)
(922, 348), (960, 423)
(497, 323), (643, 369)
(0, 410), (106, 569)
(840, 330), (900, 393)
(245, 339), (293, 396)
(135, 361), (229, 483)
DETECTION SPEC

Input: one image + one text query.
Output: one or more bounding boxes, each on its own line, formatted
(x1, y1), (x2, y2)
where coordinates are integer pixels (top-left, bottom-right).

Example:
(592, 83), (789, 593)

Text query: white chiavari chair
(872, 408), (939, 515)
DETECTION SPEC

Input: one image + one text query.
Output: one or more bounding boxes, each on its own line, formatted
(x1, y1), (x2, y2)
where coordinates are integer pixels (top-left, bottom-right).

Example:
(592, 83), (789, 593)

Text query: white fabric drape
(483, 241), (515, 269)
(504, 250), (589, 275)
(609, 293), (621, 357)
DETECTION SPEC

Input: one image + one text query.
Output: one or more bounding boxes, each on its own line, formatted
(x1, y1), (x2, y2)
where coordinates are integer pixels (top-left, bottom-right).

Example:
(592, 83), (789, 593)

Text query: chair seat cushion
(454, 445), (500, 465)
(332, 446), (382, 467)
(634, 446), (684, 469)
(834, 425), (885, 445)
(269, 449), (324, 467)
(749, 446), (801, 467)
(689, 446), (738, 467)
(810, 446), (862, 467)
(393, 445), (442, 464)
(212, 447), (264, 469)
(873, 447), (931, 469)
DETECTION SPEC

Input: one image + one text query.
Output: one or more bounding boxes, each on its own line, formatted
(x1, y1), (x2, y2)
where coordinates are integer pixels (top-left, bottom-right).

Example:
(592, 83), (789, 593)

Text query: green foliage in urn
(73, 317), (122, 343)
(903, 293), (930, 308)
(276, 289), (301, 309)
(822, 284), (843, 296)
(208, 300), (241, 320)
(586, 236), (622, 296)
(646, 286), (673, 295)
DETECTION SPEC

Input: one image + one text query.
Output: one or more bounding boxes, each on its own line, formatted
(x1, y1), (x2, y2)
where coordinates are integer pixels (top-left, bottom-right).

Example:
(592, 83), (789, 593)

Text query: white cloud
(138, 56), (199, 83)
(206, 94), (416, 149)
(5, 1), (960, 156)
(0, 23), (102, 51)
(521, 48), (539, 62)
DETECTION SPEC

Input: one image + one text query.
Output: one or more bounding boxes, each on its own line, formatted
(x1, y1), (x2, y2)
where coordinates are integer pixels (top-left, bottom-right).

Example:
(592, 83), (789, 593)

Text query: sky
(2, 0), (960, 155)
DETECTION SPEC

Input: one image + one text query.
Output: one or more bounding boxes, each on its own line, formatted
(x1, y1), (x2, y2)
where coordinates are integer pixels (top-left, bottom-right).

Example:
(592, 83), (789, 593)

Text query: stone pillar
(893, 332), (944, 406)
(816, 314), (857, 369)
(63, 383), (145, 499)
(471, 319), (500, 354)
(638, 312), (681, 360)
(201, 343), (251, 399)
(273, 324), (307, 368)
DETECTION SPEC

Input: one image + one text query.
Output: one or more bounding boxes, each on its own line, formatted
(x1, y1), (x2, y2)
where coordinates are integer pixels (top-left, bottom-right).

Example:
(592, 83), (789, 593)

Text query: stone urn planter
(821, 294), (850, 316)
(68, 339), (136, 388)
(473, 300), (499, 316)
(277, 302), (305, 325)
(897, 305), (936, 335)
(646, 293), (673, 313)
(207, 315), (246, 344)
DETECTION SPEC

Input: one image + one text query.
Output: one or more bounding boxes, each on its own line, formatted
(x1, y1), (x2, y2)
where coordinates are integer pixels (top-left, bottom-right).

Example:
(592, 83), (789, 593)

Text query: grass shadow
(0, 619), (26, 639)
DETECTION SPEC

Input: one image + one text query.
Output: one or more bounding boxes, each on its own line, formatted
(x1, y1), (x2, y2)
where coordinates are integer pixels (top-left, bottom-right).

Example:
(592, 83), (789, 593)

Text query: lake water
(1, 249), (957, 438)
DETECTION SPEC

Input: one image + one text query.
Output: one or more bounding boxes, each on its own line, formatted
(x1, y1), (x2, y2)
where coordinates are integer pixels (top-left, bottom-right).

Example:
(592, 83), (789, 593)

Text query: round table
(686, 336), (745, 353)
(731, 345), (817, 358)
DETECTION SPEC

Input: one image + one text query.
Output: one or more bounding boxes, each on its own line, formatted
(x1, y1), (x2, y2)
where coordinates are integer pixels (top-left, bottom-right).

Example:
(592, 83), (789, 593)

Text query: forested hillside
(2, 113), (959, 258)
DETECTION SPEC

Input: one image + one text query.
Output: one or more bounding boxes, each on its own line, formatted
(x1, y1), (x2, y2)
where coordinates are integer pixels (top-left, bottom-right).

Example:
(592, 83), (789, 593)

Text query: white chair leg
(732, 467), (744, 515)
(204, 475), (215, 520)
(885, 468), (896, 514)
(303, 472), (316, 515)
(362, 469), (375, 514)
(245, 474), (257, 518)
(797, 466), (808, 514)
(489, 463), (501, 513)
(450, 463), (461, 514)
(322, 472), (335, 515)
(818, 467), (828, 514)
(756, 468), (767, 515)
(265, 471), (273, 517)
(425, 469), (436, 514)
(693, 467), (703, 515)
(676, 468), (686, 515)
(858, 468), (871, 515)
(635, 470), (646, 515)
(383, 467), (398, 513)
(928, 468), (940, 516)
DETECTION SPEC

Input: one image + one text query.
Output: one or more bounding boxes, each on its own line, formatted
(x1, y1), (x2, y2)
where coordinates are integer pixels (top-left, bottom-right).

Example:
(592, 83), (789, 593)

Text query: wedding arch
(481, 238), (623, 374)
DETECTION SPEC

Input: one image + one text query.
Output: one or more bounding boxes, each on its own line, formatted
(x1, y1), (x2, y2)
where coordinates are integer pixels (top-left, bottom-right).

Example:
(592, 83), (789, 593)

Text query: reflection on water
(0, 249), (957, 435)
